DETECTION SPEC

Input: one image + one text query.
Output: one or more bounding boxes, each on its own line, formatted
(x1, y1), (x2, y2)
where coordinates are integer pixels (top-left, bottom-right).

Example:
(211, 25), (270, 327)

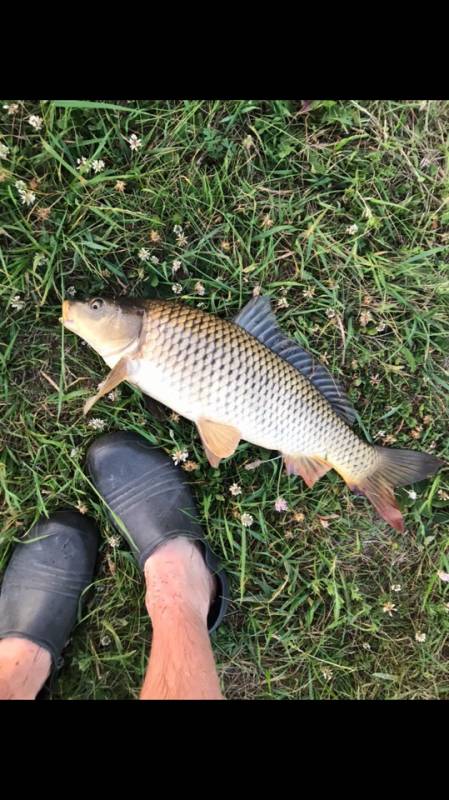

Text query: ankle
(143, 537), (215, 623)
(0, 637), (52, 700)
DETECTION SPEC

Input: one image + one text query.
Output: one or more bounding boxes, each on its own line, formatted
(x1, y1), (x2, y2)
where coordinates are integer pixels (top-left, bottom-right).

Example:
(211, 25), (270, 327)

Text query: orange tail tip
(349, 478), (405, 532)
(347, 446), (444, 532)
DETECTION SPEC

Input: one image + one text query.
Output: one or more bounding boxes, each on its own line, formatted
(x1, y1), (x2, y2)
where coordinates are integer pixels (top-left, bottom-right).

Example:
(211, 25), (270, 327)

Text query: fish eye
(90, 298), (104, 311)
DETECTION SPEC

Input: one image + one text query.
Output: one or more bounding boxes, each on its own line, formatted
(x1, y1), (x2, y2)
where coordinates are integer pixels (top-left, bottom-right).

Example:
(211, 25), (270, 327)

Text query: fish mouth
(61, 299), (76, 329)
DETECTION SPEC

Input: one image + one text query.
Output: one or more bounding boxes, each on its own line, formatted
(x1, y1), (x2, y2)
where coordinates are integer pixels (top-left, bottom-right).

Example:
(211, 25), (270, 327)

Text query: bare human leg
(0, 637), (51, 700)
(140, 537), (224, 700)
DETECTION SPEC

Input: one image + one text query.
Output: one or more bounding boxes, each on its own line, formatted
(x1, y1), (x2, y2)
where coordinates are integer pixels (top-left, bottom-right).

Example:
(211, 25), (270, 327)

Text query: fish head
(62, 296), (145, 359)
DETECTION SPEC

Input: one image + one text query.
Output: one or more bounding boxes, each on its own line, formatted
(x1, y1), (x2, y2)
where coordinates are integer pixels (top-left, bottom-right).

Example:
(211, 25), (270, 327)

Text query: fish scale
(137, 300), (369, 469)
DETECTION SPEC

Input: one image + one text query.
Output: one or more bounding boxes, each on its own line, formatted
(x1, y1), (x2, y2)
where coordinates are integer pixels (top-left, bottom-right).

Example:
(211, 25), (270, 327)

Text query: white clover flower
(277, 297), (289, 309)
(77, 157), (90, 170)
(274, 497), (289, 512)
(15, 180), (35, 206)
(359, 310), (373, 327)
(415, 632), (426, 643)
(382, 601), (396, 617)
(173, 224), (183, 235)
(303, 287), (315, 299)
(88, 418), (106, 431)
(194, 281), (205, 296)
(241, 513), (254, 527)
(3, 103), (19, 115)
(11, 295), (25, 310)
(28, 115), (43, 131)
(172, 283), (183, 295)
(229, 483), (242, 496)
(127, 133), (142, 151)
(176, 233), (188, 247)
(138, 247), (151, 261)
(150, 255), (160, 264)
(92, 159), (105, 174)
(172, 259), (182, 274)
(66, 286), (76, 297)
(346, 223), (358, 235)
(20, 189), (36, 206)
(172, 449), (188, 465)
(0, 143), (9, 160)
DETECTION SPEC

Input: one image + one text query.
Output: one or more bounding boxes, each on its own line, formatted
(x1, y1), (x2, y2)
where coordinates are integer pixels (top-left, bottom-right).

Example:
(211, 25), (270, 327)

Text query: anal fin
(283, 453), (331, 488)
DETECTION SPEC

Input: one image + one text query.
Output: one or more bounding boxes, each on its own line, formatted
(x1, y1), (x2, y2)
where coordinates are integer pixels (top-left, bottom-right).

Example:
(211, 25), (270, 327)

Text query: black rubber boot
(86, 431), (228, 633)
(0, 510), (99, 670)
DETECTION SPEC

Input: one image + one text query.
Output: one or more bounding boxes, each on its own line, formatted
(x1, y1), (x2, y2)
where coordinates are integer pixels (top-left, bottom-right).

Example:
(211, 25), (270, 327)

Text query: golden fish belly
(129, 356), (282, 451)
(129, 358), (207, 423)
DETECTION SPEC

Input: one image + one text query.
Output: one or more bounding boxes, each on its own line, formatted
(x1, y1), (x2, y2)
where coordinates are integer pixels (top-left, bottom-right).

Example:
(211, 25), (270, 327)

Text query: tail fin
(348, 448), (444, 532)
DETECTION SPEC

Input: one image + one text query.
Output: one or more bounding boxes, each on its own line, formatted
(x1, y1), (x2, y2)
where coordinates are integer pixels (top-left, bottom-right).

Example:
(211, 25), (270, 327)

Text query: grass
(1, 99), (449, 700)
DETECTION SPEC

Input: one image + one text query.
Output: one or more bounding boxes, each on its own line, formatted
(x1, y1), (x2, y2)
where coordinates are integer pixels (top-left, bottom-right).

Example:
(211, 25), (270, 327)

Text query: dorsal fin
(233, 296), (356, 426)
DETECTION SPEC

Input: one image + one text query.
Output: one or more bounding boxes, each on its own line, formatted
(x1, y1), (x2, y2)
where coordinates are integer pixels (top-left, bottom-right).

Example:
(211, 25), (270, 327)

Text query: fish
(61, 295), (444, 532)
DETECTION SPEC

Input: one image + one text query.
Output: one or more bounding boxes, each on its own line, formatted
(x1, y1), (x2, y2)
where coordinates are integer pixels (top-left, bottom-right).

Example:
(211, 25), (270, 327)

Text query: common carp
(62, 295), (444, 531)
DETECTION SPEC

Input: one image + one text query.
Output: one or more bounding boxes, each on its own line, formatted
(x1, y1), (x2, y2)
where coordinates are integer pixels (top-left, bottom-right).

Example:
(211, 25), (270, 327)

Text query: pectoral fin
(196, 418), (240, 468)
(83, 357), (131, 415)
